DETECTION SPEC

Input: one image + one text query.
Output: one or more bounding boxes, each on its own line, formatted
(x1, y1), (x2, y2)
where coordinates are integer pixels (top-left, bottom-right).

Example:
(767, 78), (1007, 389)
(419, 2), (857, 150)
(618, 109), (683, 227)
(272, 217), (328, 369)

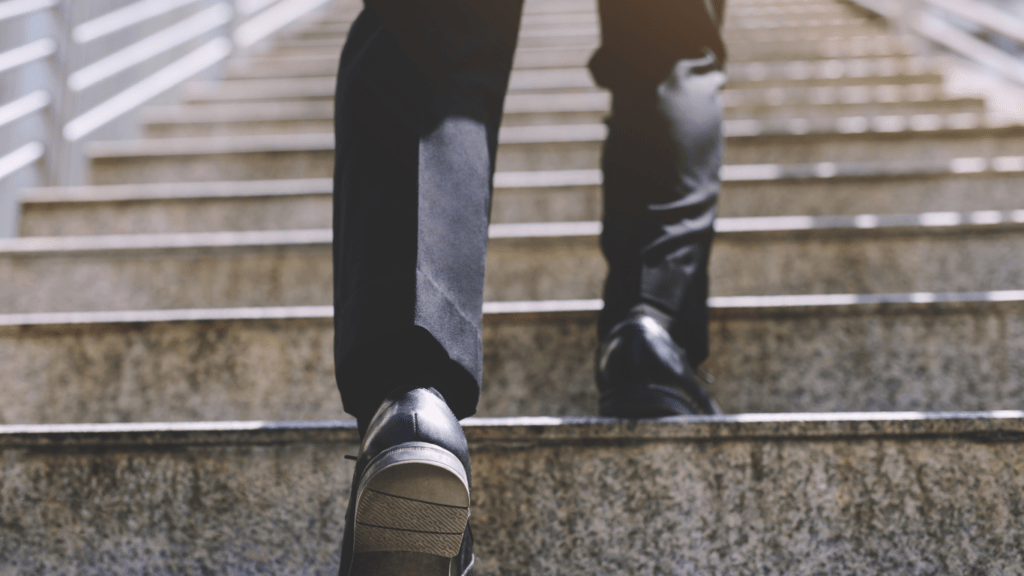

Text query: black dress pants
(333, 0), (728, 423)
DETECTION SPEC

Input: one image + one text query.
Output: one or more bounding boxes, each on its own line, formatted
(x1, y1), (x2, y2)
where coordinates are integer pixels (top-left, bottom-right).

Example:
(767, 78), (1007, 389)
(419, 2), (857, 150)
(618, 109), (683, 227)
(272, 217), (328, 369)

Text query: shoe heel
(352, 443), (470, 566)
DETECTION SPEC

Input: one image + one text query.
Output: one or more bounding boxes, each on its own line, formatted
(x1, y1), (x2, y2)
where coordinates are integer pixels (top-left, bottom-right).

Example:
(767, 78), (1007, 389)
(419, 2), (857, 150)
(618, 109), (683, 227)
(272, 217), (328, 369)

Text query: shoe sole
(350, 442), (470, 576)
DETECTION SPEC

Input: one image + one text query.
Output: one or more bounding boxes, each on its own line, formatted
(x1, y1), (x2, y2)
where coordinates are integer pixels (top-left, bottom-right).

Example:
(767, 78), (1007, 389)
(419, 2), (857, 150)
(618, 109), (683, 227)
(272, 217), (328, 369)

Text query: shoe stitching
(365, 488), (469, 509)
(355, 521), (465, 535)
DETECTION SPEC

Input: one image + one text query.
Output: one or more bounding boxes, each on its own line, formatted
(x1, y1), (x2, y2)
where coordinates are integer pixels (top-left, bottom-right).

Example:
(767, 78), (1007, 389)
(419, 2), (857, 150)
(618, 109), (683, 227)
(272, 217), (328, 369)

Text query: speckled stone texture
(1, 415), (1023, 575)
(88, 126), (1024, 187)
(721, 98), (985, 121)
(2, 300), (1023, 423)
(21, 172), (1023, 237)
(146, 118), (335, 138)
(491, 185), (601, 224)
(0, 317), (344, 424)
(0, 243), (335, 313)
(724, 128), (1024, 165)
(711, 225), (1024, 296)
(90, 148), (336, 185)
(8, 224), (1024, 313)
(20, 192), (335, 236)
(717, 172), (1024, 218)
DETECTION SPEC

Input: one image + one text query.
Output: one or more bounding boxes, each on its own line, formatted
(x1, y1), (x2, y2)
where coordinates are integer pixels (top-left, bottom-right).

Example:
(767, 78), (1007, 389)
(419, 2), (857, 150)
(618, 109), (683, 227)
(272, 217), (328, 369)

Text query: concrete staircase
(3, 0), (1024, 572)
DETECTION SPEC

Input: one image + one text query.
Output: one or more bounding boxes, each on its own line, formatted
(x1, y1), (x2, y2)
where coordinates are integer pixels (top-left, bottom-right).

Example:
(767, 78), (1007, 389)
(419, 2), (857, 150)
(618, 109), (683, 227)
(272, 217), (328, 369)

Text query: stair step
(181, 62), (943, 106)
(247, 34), (913, 64)
(495, 119), (1022, 171)
(142, 87), (984, 138)
(514, 41), (914, 67)
(3, 293), (1024, 422)
(20, 160), (1024, 235)
(264, 30), (905, 59)
(288, 24), (892, 50)
(175, 80), (956, 109)
(143, 103), (990, 140)
(215, 56), (936, 92)
(20, 179), (335, 236)
(88, 118), (1022, 183)
(294, 13), (875, 39)
(728, 35), (914, 60)
(3, 414), (1021, 573)
(87, 133), (335, 184)
(222, 50), (930, 84)
(182, 76), (336, 103)
(7, 212), (1024, 313)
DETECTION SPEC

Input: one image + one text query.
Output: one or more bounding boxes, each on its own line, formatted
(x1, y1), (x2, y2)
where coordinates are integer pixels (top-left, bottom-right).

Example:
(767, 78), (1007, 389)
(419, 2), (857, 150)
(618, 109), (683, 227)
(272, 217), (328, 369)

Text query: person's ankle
(356, 383), (440, 437)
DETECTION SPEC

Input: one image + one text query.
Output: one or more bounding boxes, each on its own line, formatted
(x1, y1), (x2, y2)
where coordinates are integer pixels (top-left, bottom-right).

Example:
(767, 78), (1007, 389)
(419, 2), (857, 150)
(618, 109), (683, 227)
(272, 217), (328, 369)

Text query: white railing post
(0, 0), (59, 237)
(47, 0), (85, 188)
(1, 0), (340, 237)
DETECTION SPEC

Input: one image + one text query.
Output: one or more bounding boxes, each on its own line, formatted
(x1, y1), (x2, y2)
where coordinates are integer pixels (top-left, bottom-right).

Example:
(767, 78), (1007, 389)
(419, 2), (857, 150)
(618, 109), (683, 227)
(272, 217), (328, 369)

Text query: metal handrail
(926, 0), (1024, 45)
(0, 91), (50, 130)
(0, 143), (45, 183)
(72, 0), (206, 45)
(0, 0), (337, 236)
(0, 0), (55, 24)
(64, 38), (233, 141)
(67, 3), (234, 92)
(848, 0), (1024, 85)
(234, 0), (332, 48)
(0, 38), (57, 75)
(236, 0), (277, 17)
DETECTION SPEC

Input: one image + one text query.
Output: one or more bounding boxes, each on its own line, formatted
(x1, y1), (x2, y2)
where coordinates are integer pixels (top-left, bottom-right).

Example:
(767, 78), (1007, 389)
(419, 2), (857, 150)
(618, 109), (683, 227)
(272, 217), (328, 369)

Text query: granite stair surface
(4, 0), (1024, 572)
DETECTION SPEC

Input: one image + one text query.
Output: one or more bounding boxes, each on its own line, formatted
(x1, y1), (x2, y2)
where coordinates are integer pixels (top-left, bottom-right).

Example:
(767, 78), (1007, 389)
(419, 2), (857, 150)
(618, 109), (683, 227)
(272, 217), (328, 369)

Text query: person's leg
(333, 0), (524, 428)
(591, 0), (727, 416)
(332, 2), (523, 574)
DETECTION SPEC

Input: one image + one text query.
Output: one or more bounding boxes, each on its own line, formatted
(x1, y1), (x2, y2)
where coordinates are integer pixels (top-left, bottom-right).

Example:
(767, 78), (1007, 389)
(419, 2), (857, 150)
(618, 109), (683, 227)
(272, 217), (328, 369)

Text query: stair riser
(472, 425), (1024, 575)
(145, 120), (334, 138)
(719, 172), (1024, 218)
(726, 73), (943, 90)
(491, 173), (1024, 222)
(4, 420), (1021, 575)
(224, 47), (922, 80)
(21, 193), (335, 236)
(0, 317), (342, 425)
(225, 60), (339, 79)
(489, 229), (1024, 300)
(143, 95), (982, 138)
(266, 34), (902, 60)
(512, 44), (915, 67)
(495, 131), (1024, 172)
(722, 98), (986, 121)
(723, 131), (1024, 165)
(90, 149), (335, 185)
(502, 96), (985, 127)
(1, 245), (335, 313)
(487, 303), (1024, 416)
(263, 40), (910, 63)
(7, 226), (1023, 313)
(179, 75), (943, 105)
(286, 9), (875, 33)
(4, 302), (1024, 423)
(191, 73), (944, 107)
(21, 172), (1024, 237)
(290, 22), (883, 46)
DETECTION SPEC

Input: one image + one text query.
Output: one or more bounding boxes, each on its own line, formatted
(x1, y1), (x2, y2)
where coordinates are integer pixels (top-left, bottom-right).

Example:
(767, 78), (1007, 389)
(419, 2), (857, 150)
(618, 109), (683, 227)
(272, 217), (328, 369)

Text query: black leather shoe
(596, 314), (722, 417)
(339, 387), (474, 576)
